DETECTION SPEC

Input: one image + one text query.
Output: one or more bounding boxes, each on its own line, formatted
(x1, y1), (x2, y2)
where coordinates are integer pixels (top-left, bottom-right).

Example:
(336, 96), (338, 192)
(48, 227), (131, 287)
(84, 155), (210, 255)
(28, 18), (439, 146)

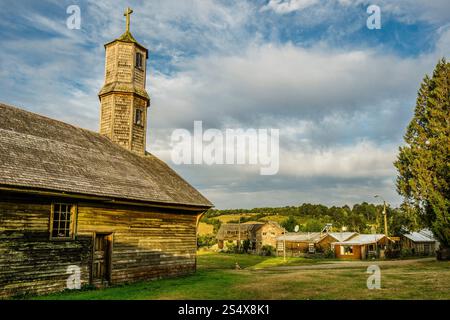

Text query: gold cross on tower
(124, 7), (133, 32)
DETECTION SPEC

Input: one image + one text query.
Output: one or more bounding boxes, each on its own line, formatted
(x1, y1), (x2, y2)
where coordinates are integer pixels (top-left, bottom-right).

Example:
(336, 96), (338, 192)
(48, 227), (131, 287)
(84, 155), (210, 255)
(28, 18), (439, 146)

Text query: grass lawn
(196, 251), (330, 270)
(32, 252), (450, 300)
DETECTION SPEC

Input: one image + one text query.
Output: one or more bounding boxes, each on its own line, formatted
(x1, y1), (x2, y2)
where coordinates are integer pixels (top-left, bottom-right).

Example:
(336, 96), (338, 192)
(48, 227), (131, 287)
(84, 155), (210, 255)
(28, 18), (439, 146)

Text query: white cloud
(261, 0), (450, 26)
(148, 42), (441, 131)
(87, 0), (256, 56)
(335, 0), (450, 25)
(202, 178), (398, 209)
(279, 140), (397, 178)
(261, 0), (319, 14)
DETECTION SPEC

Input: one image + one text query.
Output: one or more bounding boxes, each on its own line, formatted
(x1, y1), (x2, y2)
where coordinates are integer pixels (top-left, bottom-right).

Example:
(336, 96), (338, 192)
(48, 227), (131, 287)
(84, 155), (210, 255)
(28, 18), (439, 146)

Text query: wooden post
(238, 215), (241, 253)
(383, 200), (388, 237)
(283, 227), (286, 262)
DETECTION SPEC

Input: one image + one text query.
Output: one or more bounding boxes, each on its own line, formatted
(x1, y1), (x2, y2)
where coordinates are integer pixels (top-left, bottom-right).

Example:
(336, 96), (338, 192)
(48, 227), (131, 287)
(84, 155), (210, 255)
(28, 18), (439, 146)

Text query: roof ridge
(0, 102), (103, 138)
(0, 102), (157, 160)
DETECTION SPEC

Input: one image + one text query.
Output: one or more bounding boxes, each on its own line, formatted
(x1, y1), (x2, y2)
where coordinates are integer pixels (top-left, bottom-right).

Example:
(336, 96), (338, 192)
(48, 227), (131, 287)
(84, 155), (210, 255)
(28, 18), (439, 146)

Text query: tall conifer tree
(395, 59), (450, 257)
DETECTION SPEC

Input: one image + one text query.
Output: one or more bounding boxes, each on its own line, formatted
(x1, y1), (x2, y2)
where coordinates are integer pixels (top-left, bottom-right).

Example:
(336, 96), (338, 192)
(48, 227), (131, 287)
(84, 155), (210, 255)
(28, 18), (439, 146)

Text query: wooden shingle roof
(0, 103), (212, 209)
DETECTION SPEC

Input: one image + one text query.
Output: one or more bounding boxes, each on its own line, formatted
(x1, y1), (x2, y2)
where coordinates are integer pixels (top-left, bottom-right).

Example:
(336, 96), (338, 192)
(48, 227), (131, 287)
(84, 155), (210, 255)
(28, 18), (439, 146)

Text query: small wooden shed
(401, 230), (438, 256)
(332, 234), (393, 260)
(216, 221), (283, 253)
(276, 232), (323, 255)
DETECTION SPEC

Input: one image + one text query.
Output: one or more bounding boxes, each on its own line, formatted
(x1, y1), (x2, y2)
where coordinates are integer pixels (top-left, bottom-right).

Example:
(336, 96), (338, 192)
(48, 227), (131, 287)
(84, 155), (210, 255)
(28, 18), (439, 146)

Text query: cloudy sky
(0, 0), (449, 209)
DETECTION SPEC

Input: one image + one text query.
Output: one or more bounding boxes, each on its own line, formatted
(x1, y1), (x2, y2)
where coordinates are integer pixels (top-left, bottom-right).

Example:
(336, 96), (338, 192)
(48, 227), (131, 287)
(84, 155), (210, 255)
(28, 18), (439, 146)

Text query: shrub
(242, 239), (251, 253)
(400, 248), (413, 258)
(385, 248), (401, 259)
(225, 242), (238, 253)
(260, 245), (275, 256)
(197, 234), (217, 248)
(324, 248), (335, 258)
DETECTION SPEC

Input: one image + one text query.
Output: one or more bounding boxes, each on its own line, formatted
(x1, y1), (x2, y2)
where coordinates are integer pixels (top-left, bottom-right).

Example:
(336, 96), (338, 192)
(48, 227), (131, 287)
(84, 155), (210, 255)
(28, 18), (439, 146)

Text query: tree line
(202, 202), (422, 235)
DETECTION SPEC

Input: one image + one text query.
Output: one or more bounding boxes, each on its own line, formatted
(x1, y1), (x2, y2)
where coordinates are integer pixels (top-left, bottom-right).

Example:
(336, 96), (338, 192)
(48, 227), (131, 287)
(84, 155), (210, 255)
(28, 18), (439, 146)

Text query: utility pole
(383, 200), (388, 237)
(283, 227), (286, 262)
(238, 215), (241, 253)
(375, 195), (388, 237)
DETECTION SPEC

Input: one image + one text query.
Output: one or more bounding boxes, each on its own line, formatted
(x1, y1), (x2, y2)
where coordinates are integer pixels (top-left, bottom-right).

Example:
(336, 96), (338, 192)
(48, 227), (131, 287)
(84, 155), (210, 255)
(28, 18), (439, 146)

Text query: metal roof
(403, 231), (436, 243)
(418, 229), (437, 241)
(276, 232), (323, 242)
(327, 232), (358, 242)
(332, 234), (387, 245)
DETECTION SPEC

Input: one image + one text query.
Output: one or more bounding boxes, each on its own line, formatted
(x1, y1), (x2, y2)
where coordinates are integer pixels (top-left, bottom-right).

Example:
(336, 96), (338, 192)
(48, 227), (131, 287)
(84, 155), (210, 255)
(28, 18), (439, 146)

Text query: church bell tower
(98, 7), (150, 155)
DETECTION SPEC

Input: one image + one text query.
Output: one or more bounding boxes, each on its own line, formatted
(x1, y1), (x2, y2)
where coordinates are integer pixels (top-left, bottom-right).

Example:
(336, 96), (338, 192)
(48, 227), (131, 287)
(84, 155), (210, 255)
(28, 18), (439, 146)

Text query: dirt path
(260, 257), (436, 271)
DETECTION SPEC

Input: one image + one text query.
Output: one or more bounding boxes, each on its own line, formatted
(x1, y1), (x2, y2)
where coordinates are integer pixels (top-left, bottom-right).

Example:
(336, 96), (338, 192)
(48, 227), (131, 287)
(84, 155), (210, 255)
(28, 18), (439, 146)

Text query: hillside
(200, 202), (422, 235)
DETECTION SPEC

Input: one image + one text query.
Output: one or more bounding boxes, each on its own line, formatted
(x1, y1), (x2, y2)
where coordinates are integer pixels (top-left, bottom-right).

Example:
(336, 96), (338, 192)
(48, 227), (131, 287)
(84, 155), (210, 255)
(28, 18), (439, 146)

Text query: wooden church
(0, 8), (212, 298)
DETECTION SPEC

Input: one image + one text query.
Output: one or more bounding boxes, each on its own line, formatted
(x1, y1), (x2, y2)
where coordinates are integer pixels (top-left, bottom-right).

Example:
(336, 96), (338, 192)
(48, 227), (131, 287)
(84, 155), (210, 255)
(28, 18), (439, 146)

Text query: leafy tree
(200, 216), (222, 233)
(387, 207), (417, 236)
(394, 58), (450, 254)
(281, 216), (297, 232)
(302, 219), (324, 232)
(242, 239), (251, 253)
(197, 234), (216, 248)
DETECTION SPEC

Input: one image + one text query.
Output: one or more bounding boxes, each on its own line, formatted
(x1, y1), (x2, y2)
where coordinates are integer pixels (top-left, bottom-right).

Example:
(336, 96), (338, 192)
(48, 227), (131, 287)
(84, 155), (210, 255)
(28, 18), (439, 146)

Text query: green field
(32, 252), (450, 300)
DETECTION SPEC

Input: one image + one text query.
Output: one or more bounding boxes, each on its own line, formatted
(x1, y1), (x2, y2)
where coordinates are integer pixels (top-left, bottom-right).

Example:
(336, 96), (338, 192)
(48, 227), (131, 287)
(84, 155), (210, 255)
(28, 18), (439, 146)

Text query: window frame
(49, 203), (77, 241)
(135, 52), (144, 70)
(341, 245), (354, 255)
(134, 108), (144, 126)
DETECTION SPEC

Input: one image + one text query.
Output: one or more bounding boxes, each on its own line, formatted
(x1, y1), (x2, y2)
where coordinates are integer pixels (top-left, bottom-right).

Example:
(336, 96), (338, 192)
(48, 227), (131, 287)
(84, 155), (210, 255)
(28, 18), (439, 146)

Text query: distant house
(401, 229), (438, 256)
(317, 232), (358, 252)
(276, 232), (322, 255)
(332, 234), (394, 260)
(216, 221), (283, 253)
(276, 232), (357, 255)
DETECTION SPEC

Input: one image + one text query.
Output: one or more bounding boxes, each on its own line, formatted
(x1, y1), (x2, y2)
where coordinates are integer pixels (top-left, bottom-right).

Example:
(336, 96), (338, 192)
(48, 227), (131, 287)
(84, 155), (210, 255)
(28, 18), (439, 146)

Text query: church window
(50, 204), (77, 240)
(134, 109), (143, 126)
(135, 52), (143, 69)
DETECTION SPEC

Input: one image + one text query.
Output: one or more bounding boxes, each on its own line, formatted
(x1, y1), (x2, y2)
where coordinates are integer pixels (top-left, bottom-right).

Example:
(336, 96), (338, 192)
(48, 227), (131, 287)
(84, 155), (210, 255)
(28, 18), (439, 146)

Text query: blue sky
(0, 0), (449, 209)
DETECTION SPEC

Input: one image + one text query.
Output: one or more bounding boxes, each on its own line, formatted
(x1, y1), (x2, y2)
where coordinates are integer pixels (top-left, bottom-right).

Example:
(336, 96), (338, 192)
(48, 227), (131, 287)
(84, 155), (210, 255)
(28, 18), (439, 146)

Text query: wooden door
(92, 233), (112, 285)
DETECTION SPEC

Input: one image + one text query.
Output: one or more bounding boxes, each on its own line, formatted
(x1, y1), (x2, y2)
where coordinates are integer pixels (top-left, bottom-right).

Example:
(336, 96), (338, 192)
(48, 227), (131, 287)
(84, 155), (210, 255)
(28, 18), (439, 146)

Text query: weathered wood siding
(99, 40), (149, 156)
(316, 234), (335, 252)
(0, 192), (200, 298)
(277, 240), (310, 255)
(334, 244), (362, 260)
(77, 203), (198, 284)
(130, 96), (147, 153)
(0, 197), (91, 298)
(400, 236), (435, 255)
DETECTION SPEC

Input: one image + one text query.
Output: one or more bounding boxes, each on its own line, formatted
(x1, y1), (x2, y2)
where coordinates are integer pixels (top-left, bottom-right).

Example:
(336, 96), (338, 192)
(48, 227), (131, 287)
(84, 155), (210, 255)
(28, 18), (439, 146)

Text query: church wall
(105, 44), (117, 84)
(112, 94), (132, 148)
(117, 43), (133, 83)
(131, 96), (147, 153)
(133, 47), (146, 88)
(0, 192), (199, 298)
(0, 195), (91, 298)
(100, 94), (114, 137)
(77, 203), (197, 285)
